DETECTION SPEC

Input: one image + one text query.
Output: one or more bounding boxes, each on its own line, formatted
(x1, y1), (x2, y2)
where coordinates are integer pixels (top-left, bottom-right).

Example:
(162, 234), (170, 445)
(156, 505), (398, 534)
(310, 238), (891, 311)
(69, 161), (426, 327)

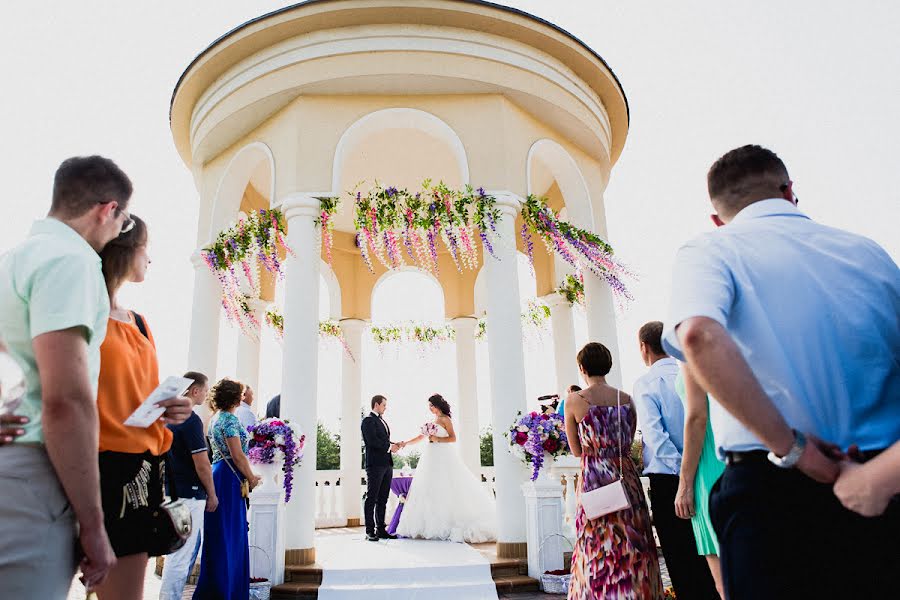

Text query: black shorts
(98, 450), (166, 557)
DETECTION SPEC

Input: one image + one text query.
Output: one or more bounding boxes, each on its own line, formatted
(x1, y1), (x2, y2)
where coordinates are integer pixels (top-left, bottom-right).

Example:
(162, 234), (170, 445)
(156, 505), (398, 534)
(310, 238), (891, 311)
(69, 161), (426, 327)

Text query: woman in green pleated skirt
(674, 365), (726, 598)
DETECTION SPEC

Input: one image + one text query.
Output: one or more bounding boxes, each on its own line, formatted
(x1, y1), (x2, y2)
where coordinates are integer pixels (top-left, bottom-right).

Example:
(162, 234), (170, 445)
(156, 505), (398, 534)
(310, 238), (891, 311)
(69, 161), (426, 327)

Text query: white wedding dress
(395, 422), (498, 543)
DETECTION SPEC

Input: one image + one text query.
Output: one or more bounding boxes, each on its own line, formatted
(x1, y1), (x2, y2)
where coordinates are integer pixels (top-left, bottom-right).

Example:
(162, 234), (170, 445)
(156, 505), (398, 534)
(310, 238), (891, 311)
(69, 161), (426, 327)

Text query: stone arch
(371, 266), (446, 323)
(331, 108), (470, 195)
(208, 141), (276, 242)
(526, 139), (594, 230)
(473, 252), (537, 316)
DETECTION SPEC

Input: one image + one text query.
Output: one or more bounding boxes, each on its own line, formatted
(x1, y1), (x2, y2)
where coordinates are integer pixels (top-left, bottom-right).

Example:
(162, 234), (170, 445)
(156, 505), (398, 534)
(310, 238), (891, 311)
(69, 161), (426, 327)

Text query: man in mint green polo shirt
(0, 156), (134, 598)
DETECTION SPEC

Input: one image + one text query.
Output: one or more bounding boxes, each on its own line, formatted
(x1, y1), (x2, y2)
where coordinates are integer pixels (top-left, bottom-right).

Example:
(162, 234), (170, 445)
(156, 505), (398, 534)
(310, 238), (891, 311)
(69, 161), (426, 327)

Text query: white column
(583, 275), (623, 388)
(451, 317), (480, 474)
(235, 298), (266, 397)
(279, 193), (322, 563)
(339, 318), (365, 525)
(187, 250), (222, 431)
(484, 191), (529, 554)
(545, 294), (580, 398)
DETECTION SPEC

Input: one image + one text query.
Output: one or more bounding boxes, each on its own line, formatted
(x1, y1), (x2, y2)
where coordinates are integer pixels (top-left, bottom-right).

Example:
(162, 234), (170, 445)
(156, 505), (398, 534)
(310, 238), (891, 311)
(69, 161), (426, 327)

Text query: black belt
(724, 450), (769, 466)
(725, 447), (887, 466)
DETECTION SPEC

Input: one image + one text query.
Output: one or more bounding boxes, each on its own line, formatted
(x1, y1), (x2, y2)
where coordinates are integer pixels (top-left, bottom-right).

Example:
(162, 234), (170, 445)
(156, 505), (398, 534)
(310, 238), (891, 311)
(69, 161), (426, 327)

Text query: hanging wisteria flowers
(265, 306), (284, 339)
(520, 195), (634, 303)
(316, 197), (340, 266)
(353, 181), (500, 275)
(506, 411), (569, 480)
(202, 208), (293, 336)
(247, 418), (305, 502)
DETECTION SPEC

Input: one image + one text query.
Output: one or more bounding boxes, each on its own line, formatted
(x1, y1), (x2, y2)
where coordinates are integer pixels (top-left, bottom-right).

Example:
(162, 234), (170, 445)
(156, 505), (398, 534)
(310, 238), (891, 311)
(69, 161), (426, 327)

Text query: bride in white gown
(395, 394), (497, 543)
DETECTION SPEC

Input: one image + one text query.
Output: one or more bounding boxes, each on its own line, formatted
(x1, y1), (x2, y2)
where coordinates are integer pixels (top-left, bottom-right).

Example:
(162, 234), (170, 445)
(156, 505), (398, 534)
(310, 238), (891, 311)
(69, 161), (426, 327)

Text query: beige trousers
(0, 444), (77, 599)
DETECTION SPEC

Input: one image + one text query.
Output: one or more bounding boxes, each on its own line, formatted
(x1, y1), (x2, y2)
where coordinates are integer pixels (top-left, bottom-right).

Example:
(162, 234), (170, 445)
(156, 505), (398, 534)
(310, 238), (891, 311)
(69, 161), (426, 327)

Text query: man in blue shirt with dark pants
(634, 321), (718, 600)
(664, 145), (899, 599)
(160, 372), (217, 600)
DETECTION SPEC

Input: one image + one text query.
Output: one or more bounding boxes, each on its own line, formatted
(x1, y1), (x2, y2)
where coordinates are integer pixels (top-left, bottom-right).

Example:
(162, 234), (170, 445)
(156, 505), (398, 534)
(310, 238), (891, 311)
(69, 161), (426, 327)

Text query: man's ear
(710, 214), (726, 228)
(97, 200), (118, 223)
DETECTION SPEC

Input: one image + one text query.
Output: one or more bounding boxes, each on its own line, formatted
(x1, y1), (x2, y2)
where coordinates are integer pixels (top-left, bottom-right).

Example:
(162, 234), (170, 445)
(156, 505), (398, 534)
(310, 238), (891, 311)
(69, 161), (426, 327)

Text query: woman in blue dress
(194, 379), (261, 600)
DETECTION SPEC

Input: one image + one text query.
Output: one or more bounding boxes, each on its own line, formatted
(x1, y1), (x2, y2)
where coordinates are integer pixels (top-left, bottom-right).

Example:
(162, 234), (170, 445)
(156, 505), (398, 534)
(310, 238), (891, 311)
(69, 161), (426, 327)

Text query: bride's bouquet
(506, 411), (569, 480)
(421, 422), (438, 440)
(247, 418), (305, 502)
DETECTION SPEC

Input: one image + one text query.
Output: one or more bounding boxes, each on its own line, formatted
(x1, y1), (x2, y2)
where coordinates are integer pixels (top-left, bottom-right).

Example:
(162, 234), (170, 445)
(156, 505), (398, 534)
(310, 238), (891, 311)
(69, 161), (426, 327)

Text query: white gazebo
(171, 0), (628, 571)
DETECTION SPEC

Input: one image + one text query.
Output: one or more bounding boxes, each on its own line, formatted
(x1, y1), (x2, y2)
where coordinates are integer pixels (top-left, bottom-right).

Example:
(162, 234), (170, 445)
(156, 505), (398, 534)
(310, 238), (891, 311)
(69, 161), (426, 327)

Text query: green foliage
(316, 421), (341, 470)
(406, 450), (422, 469)
(555, 273), (585, 306)
(480, 428), (494, 467)
(392, 453), (407, 469)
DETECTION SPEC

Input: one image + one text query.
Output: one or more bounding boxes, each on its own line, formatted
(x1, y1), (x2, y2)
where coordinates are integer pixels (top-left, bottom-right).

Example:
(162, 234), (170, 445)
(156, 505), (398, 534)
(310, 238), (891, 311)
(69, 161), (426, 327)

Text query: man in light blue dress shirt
(634, 321), (718, 600)
(662, 145), (899, 600)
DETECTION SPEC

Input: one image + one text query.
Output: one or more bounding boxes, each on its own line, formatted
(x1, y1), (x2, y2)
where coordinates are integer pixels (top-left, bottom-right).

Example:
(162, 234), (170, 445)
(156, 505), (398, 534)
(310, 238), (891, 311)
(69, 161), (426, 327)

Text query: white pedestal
(521, 469), (565, 582)
(249, 462), (286, 585)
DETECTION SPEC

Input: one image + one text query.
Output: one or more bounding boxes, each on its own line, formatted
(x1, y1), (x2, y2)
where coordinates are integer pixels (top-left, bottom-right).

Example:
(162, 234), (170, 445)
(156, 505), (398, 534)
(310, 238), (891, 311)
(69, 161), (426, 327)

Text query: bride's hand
(428, 435), (436, 443)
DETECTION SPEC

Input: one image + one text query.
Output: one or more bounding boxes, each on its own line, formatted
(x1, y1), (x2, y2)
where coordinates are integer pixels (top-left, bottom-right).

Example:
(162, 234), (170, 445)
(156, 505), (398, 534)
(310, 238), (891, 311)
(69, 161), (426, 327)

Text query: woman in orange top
(94, 215), (192, 600)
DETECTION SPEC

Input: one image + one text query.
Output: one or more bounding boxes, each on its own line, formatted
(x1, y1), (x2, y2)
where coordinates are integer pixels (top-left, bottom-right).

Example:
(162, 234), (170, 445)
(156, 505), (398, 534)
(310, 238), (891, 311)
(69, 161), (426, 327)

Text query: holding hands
(390, 441), (407, 453)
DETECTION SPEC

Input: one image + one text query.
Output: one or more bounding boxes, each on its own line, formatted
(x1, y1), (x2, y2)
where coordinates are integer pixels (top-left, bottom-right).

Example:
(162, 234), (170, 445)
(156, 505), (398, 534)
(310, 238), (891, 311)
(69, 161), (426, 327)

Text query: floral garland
(353, 181), (501, 275)
(506, 411), (569, 480)
(474, 299), (552, 341)
(369, 322), (456, 357)
(555, 273), (585, 306)
(247, 418), (304, 502)
(316, 197), (340, 266)
(201, 209), (293, 336)
(319, 319), (355, 361)
(520, 194), (633, 303)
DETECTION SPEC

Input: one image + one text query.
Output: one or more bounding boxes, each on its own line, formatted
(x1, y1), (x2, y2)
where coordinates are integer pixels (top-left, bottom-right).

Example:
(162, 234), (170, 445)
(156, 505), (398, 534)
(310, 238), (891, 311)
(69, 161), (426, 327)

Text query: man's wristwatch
(767, 430), (806, 468)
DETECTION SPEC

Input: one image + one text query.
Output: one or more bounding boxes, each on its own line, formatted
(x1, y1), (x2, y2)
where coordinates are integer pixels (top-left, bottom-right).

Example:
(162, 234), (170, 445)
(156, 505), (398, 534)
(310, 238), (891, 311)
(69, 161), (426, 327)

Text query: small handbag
(581, 389), (631, 520)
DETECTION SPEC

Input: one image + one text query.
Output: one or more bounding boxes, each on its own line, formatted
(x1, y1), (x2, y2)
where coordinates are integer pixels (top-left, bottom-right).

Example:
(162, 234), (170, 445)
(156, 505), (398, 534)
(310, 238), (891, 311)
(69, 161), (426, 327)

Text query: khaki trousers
(0, 444), (77, 599)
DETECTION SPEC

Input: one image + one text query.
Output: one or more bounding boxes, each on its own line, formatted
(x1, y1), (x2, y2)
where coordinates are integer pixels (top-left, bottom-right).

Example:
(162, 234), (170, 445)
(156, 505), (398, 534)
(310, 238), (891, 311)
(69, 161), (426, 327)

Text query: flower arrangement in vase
(506, 411), (569, 481)
(247, 418), (305, 502)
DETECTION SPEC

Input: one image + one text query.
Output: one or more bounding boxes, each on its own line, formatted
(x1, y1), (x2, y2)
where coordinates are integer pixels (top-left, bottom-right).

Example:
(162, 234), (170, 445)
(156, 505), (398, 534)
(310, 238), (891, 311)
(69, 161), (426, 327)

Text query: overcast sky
(2, 1), (897, 435)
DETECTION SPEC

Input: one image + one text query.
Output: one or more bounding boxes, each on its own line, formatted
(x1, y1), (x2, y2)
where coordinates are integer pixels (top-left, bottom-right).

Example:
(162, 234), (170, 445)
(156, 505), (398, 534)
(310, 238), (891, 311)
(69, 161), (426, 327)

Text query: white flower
(516, 425), (529, 433)
(274, 434), (285, 445)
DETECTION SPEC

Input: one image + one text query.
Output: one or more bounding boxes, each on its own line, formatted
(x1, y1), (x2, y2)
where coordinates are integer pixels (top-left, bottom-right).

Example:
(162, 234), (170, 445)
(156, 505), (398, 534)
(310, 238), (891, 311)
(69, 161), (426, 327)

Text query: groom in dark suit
(361, 395), (401, 542)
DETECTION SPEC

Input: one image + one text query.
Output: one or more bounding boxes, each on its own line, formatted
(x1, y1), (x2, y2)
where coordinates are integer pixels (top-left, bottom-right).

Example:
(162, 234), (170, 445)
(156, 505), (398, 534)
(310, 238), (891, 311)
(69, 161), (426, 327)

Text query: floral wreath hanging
(555, 273), (585, 306)
(201, 208), (293, 336)
(247, 418), (305, 502)
(506, 410), (569, 480)
(353, 181), (501, 275)
(520, 195), (633, 303)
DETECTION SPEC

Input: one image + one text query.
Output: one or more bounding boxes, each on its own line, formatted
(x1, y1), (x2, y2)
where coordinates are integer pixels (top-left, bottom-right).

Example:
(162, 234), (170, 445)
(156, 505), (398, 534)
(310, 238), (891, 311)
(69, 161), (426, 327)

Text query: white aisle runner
(316, 534), (499, 599)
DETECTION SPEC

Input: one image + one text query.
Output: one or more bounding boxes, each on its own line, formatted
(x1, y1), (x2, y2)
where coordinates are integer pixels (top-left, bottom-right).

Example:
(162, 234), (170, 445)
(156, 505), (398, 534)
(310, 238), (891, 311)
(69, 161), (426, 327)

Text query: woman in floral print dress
(565, 342), (663, 600)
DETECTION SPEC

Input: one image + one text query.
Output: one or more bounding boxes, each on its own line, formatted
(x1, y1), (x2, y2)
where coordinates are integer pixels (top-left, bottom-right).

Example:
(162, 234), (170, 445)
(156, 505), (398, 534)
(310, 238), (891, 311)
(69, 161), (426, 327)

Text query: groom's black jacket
(361, 412), (393, 469)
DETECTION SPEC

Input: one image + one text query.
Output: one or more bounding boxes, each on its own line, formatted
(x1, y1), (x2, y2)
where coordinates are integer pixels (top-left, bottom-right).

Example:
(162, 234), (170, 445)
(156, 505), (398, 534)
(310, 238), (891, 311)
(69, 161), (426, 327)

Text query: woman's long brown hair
(99, 214), (147, 300)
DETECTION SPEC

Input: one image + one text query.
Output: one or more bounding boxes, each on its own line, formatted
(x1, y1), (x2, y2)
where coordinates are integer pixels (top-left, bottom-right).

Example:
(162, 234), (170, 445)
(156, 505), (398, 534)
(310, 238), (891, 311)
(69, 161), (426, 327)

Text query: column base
(346, 517), (361, 527)
(285, 547), (316, 566)
(496, 541), (528, 559)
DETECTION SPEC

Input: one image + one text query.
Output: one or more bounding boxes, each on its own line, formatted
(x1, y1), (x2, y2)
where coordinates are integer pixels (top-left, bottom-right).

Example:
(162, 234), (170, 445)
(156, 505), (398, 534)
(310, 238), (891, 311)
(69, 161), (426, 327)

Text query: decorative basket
(538, 533), (574, 594)
(249, 545), (272, 600)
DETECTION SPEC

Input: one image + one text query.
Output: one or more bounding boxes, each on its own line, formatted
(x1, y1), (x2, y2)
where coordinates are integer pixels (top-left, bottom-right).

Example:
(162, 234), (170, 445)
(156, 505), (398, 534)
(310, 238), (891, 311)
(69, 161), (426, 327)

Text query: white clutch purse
(580, 388), (631, 520)
(582, 479), (630, 520)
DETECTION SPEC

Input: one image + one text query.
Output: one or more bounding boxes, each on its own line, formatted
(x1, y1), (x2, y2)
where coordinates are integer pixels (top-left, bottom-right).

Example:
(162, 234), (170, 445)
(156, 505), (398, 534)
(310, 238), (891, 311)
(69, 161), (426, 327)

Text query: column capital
(540, 292), (570, 310)
(338, 318), (368, 334)
(279, 192), (330, 220)
(450, 316), (479, 333)
(486, 190), (524, 217)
